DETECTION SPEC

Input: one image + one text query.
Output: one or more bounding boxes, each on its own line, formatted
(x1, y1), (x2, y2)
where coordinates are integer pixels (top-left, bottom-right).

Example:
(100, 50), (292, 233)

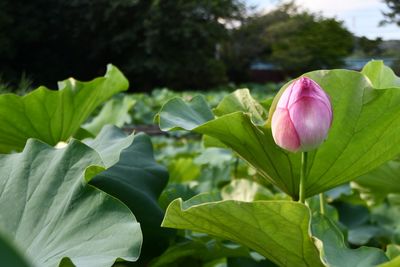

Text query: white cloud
(295, 0), (399, 39)
(245, 0), (400, 39)
(247, 0), (383, 14)
(296, 0), (381, 15)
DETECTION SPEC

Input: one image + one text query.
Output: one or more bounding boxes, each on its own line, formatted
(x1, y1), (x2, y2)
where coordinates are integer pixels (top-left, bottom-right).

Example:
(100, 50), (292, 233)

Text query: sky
(245, 0), (400, 40)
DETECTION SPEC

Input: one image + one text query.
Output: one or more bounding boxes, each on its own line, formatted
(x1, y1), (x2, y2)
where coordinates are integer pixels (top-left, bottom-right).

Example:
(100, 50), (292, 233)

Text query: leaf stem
(319, 193), (326, 215)
(299, 151), (308, 203)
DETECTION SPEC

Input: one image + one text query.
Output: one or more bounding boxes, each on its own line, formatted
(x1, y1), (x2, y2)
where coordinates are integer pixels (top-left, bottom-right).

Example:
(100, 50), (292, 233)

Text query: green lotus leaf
(158, 60), (400, 198)
(83, 125), (135, 168)
(87, 126), (171, 261)
(311, 214), (388, 267)
(361, 60), (400, 88)
(161, 197), (323, 267)
(0, 64), (128, 153)
(158, 95), (214, 131)
(0, 138), (141, 267)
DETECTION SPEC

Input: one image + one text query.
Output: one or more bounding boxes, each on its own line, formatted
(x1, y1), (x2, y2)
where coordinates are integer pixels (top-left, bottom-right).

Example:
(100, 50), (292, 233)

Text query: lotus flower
(271, 77), (333, 152)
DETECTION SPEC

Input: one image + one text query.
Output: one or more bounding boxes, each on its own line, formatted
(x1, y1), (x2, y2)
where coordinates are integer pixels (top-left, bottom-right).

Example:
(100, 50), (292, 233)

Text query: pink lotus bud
(271, 77), (333, 152)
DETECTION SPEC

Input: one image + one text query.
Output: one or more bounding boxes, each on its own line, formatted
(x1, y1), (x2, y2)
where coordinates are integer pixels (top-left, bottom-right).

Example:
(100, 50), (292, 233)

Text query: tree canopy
(381, 0), (400, 26)
(223, 3), (354, 80)
(0, 1), (356, 90)
(0, 0), (245, 90)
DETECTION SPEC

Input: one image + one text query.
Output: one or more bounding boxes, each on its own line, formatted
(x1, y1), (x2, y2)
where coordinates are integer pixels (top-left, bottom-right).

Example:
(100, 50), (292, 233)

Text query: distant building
(249, 60), (284, 83)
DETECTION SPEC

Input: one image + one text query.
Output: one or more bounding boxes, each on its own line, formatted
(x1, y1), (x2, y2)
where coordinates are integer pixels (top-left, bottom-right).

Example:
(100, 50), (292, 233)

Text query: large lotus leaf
(0, 139), (141, 267)
(159, 98), (300, 196)
(301, 61), (400, 196)
(161, 197), (323, 267)
(83, 95), (136, 136)
(0, 64), (128, 153)
(199, 112), (300, 195)
(311, 214), (388, 267)
(87, 126), (171, 261)
(158, 61), (400, 198)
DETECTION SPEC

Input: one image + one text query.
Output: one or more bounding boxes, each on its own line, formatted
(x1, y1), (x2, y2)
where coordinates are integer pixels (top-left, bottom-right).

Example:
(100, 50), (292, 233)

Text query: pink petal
(288, 77), (332, 118)
(289, 97), (332, 151)
(271, 107), (301, 152)
(276, 82), (295, 109)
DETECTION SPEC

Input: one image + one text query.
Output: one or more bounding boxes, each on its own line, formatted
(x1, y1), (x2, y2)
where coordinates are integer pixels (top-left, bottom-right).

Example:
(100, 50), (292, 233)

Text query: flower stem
(299, 152), (308, 203)
(319, 193), (326, 215)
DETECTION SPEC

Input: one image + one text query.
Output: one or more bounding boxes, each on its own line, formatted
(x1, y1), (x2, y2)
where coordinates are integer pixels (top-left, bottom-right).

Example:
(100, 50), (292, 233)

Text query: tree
(381, 0), (400, 26)
(0, 0), (245, 90)
(223, 2), (354, 80)
(267, 13), (354, 74)
(358, 37), (383, 56)
(136, 0), (245, 89)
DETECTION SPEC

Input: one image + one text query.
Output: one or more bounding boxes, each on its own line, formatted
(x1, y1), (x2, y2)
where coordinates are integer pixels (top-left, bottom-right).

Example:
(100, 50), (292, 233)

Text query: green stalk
(319, 193), (326, 215)
(298, 152), (308, 203)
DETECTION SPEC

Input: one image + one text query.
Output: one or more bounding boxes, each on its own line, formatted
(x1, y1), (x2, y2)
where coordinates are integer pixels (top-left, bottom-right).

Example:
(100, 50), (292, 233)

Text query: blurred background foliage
(224, 2), (354, 81)
(2, 0), (397, 92)
(0, 0), (244, 90)
(381, 0), (400, 26)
